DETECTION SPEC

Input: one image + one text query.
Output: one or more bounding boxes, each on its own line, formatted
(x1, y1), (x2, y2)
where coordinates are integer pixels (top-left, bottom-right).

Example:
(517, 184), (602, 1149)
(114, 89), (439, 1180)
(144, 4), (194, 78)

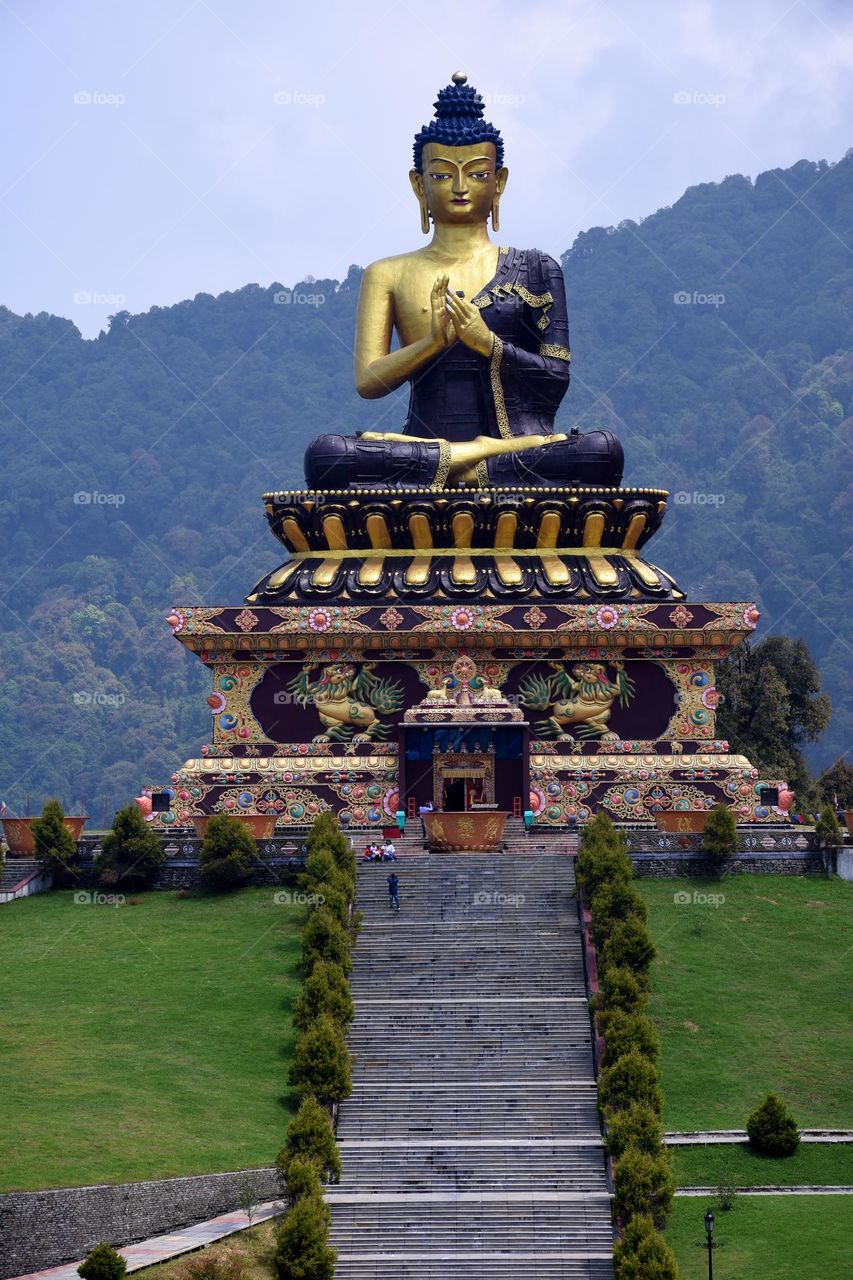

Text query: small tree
(302, 907), (352, 974)
(613, 1148), (675, 1229)
(234, 1171), (260, 1225)
(199, 814), (256, 890)
(97, 804), (164, 890)
(276, 1095), (341, 1190)
(704, 803), (738, 864)
(289, 1015), (352, 1107)
(600, 1010), (659, 1068)
(302, 845), (354, 901)
(32, 797), (79, 887)
(77, 1243), (127, 1280)
(293, 960), (355, 1032)
(604, 1103), (664, 1161)
(747, 1093), (800, 1156)
(273, 1193), (336, 1280)
(601, 916), (656, 978)
(613, 1212), (678, 1279)
(303, 880), (350, 927)
(814, 803), (842, 851)
(591, 965), (648, 1017)
(597, 1050), (663, 1116)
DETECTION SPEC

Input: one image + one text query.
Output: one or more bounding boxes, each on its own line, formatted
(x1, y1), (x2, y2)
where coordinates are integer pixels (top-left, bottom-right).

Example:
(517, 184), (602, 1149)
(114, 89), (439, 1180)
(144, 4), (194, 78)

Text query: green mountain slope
(1, 154), (850, 818)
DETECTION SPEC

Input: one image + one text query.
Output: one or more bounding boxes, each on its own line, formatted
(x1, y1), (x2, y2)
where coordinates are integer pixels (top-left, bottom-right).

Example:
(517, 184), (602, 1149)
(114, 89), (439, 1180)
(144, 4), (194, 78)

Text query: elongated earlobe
(419, 199), (431, 235)
(491, 199), (500, 232)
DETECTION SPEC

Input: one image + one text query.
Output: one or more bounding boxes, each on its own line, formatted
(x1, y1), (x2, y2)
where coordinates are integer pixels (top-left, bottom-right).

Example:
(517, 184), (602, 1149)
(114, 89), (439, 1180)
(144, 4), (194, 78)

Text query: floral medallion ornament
(668, 604), (694, 627)
(379, 607), (404, 630)
(594, 604), (621, 630)
(449, 606), (477, 631)
(234, 608), (259, 632)
(523, 605), (547, 630)
(742, 604), (761, 629)
(307, 608), (333, 633)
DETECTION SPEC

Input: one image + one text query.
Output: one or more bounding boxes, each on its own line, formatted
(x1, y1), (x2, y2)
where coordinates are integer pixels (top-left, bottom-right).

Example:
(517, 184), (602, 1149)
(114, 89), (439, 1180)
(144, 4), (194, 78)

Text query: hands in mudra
(430, 274), (494, 358)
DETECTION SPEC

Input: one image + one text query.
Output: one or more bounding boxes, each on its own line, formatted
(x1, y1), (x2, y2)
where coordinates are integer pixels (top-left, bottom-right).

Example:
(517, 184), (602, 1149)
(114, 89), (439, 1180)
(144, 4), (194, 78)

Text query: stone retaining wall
(631, 853), (826, 877)
(0, 1167), (279, 1278)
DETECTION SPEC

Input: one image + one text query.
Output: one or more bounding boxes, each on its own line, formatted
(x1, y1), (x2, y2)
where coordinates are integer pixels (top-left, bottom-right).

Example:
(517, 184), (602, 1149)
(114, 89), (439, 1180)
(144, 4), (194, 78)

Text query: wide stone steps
(336, 1083), (602, 1141)
(326, 1258), (612, 1280)
(335, 1144), (606, 1192)
(328, 1200), (614, 1253)
(332, 851), (612, 1279)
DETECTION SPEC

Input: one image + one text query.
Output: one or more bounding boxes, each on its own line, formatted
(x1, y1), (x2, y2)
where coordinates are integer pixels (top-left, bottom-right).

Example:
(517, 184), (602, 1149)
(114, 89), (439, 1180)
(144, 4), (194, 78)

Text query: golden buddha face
(410, 141), (508, 227)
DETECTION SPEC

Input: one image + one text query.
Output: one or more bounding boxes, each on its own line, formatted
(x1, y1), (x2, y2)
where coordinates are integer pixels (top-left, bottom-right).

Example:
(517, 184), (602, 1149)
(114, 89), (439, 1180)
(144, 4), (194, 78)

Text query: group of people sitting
(362, 839), (398, 863)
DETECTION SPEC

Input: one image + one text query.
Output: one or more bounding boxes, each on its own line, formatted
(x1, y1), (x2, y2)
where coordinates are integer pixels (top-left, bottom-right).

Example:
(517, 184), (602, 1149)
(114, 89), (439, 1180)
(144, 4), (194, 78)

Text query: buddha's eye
(471, 171), (491, 180)
(429, 173), (452, 181)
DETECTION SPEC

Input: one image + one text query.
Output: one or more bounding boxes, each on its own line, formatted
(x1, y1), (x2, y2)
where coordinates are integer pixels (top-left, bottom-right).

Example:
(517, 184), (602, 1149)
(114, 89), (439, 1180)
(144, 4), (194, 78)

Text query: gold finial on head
(451, 71), (467, 85)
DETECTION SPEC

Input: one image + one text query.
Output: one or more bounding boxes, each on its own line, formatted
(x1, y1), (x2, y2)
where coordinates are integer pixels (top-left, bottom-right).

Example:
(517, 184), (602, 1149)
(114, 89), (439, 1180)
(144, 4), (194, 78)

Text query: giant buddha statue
(304, 72), (623, 491)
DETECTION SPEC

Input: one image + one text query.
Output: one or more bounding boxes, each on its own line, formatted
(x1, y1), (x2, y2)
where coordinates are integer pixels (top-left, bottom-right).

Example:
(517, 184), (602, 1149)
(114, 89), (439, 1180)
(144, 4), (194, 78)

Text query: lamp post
(704, 1207), (715, 1280)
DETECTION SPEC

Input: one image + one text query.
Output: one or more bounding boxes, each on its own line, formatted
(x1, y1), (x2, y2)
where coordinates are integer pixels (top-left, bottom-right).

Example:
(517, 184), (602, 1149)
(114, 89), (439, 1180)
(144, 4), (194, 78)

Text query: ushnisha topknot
(412, 71), (505, 173)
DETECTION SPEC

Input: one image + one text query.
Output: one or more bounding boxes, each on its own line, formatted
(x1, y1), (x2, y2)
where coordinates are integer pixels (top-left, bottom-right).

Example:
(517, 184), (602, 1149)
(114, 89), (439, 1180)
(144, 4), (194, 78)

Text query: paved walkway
(677, 1185), (853, 1196)
(665, 1129), (853, 1145)
(9, 1201), (282, 1280)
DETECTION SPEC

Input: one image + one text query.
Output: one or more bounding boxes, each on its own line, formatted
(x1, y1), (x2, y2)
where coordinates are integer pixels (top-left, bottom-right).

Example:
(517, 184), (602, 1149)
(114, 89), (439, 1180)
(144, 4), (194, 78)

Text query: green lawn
(671, 1143), (853, 1187)
(0, 888), (304, 1190)
(636, 875), (852, 1129)
(665, 1195), (853, 1279)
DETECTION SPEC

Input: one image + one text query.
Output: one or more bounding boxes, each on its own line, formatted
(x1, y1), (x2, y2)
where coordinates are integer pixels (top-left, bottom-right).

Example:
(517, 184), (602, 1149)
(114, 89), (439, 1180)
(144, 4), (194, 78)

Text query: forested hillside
(1, 152), (850, 818)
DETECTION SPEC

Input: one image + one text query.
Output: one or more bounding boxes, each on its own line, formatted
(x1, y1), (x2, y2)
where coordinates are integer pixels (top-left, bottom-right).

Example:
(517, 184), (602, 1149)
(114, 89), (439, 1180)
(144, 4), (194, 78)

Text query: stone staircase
(328, 848), (613, 1279)
(0, 858), (50, 903)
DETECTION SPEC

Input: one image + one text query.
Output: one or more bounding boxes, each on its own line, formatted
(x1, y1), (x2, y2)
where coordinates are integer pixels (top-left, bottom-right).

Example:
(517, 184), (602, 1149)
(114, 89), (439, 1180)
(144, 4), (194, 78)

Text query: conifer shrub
(289, 1015), (352, 1107)
(97, 804), (164, 889)
(32, 797), (79, 887)
(198, 814), (256, 890)
(293, 959), (355, 1032)
(275, 1095), (341, 1189)
(704, 802), (738, 864)
(603, 1103), (664, 1161)
(591, 965), (649, 1017)
(273, 1193), (336, 1280)
(301, 907), (353, 975)
(746, 1093), (800, 1156)
(597, 1050), (663, 1116)
(613, 1147), (675, 1229)
(600, 1009), (660, 1068)
(589, 877), (647, 947)
(283, 1154), (323, 1206)
(600, 916), (656, 978)
(77, 1243), (127, 1280)
(613, 1212), (679, 1279)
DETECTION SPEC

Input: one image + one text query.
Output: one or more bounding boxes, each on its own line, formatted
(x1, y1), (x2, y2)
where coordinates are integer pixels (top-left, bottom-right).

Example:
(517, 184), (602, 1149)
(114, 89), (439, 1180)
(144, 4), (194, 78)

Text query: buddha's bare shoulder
(362, 248), (434, 284)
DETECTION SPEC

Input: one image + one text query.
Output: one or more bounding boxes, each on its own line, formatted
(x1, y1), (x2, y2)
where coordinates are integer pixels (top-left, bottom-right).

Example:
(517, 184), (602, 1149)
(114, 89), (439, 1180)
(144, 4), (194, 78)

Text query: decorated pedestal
(146, 484), (780, 835)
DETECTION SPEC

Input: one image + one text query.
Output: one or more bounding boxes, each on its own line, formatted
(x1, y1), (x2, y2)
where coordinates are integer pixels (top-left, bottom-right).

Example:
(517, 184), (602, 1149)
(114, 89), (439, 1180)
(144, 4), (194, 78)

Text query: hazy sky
(3, 0), (853, 337)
